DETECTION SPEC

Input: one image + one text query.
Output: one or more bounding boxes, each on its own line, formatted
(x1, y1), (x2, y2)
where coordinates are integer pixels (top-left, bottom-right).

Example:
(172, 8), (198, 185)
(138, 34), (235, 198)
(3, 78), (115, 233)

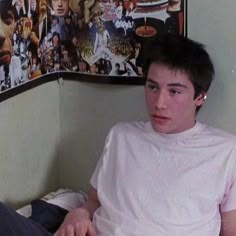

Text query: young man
(55, 34), (236, 236)
(0, 0), (15, 66)
(0, 34), (236, 236)
(50, 0), (70, 17)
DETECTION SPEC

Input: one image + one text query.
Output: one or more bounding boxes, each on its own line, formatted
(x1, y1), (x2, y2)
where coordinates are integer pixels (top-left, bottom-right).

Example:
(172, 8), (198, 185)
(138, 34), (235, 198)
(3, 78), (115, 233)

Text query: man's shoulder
(110, 121), (148, 135)
(105, 121), (150, 147)
(199, 122), (236, 144)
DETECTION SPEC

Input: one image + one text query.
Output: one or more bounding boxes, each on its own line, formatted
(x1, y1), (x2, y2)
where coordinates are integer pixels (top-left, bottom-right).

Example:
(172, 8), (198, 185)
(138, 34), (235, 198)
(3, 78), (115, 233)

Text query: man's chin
(151, 123), (170, 134)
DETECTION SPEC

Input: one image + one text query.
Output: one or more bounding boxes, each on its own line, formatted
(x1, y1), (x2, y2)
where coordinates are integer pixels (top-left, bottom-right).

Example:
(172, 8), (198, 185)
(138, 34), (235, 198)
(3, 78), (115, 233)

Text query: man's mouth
(152, 115), (170, 122)
(56, 9), (65, 14)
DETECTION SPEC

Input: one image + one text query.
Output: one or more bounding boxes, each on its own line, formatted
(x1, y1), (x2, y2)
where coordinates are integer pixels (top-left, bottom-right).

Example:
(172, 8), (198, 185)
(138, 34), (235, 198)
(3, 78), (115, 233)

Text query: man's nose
(155, 91), (168, 110)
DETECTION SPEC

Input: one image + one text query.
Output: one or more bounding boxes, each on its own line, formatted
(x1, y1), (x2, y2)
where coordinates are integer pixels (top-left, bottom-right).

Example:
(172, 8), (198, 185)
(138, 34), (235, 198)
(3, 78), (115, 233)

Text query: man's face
(79, 61), (86, 72)
(72, 36), (77, 45)
(90, 64), (97, 73)
(52, 18), (58, 25)
(51, 0), (69, 17)
(0, 9), (15, 66)
(145, 63), (204, 134)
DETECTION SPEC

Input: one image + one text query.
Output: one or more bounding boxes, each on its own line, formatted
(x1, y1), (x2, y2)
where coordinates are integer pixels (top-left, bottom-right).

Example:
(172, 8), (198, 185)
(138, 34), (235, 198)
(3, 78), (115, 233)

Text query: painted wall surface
(188, 0), (236, 133)
(0, 82), (61, 207)
(59, 81), (147, 192)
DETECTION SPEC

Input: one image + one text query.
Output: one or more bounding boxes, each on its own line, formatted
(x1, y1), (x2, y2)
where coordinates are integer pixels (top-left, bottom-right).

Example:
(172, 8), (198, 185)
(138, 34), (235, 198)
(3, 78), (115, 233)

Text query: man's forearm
(81, 187), (101, 220)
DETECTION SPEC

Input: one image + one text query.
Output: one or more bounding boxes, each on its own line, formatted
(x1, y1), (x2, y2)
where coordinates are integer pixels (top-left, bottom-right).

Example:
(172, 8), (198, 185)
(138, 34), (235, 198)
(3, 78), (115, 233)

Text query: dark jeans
(29, 200), (68, 233)
(0, 202), (52, 236)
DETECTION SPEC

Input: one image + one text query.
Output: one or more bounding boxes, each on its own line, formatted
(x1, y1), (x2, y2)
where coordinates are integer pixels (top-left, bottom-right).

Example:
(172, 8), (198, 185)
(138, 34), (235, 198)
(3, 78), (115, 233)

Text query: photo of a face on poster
(0, 0), (186, 93)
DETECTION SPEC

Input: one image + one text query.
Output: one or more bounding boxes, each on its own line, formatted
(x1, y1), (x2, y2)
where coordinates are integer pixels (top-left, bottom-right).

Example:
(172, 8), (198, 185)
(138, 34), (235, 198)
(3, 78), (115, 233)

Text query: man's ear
(195, 93), (207, 106)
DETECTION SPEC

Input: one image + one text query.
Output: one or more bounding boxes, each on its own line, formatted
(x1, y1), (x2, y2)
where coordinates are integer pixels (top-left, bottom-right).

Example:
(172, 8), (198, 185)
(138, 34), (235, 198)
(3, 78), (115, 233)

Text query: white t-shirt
(90, 121), (236, 236)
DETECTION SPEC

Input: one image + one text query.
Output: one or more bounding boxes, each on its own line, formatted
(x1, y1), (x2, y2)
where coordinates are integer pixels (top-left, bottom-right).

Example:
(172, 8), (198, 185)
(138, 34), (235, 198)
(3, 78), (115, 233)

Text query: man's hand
(221, 209), (236, 236)
(54, 208), (96, 236)
(55, 187), (100, 236)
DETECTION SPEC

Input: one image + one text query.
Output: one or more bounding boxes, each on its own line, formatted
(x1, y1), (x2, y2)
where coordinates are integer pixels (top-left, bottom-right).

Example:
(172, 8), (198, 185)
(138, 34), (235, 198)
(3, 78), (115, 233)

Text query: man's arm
(221, 210), (236, 236)
(55, 187), (100, 236)
(81, 187), (101, 219)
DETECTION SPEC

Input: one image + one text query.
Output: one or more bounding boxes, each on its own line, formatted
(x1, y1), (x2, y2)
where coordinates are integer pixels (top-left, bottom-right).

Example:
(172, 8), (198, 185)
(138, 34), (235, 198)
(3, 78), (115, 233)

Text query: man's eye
(147, 84), (159, 92)
(169, 89), (181, 95)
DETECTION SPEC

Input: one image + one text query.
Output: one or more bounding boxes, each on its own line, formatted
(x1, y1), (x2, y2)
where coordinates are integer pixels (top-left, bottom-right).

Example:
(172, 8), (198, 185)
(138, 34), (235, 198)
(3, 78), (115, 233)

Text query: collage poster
(0, 0), (186, 93)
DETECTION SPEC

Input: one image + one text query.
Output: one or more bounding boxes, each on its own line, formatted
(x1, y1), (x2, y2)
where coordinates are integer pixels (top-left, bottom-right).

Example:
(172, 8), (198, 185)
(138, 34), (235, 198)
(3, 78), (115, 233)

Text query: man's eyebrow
(146, 79), (188, 88)
(167, 83), (188, 88)
(146, 79), (159, 85)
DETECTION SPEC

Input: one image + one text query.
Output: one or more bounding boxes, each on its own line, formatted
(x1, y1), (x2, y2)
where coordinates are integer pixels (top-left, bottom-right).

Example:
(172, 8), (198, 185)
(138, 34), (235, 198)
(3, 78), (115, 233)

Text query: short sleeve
(220, 147), (236, 212)
(90, 127), (113, 190)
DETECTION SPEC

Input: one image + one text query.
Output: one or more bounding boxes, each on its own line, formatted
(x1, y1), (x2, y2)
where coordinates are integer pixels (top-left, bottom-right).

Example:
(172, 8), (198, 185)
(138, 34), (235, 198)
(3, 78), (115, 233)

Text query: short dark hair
(52, 31), (61, 43)
(143, 34), (215, 98)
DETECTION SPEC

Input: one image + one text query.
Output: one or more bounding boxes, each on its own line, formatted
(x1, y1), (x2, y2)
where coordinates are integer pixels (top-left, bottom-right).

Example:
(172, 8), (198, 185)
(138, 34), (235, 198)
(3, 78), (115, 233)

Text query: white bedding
(17, 188), (87, 217)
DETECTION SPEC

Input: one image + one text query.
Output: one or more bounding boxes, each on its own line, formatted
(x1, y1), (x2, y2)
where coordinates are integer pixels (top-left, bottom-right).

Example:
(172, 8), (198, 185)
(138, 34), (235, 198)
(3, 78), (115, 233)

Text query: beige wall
(0, 82), (61, 208)
(58, 82), (147, 192)
(188, 0), (236, 133)
(1, 0), (236, 205)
